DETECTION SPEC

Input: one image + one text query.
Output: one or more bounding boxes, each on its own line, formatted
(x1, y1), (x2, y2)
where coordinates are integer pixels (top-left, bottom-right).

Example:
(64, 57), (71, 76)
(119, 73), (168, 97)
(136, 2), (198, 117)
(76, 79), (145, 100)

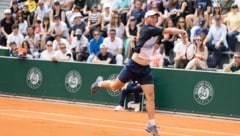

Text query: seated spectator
(103, 29), (123, 65)
(112, 0), (131, 25)
(87, 30), (104, 63)
(92, 44), (115, 64)
(86, 4), (102, 40)
(129, 1), (145, 26)
(10, 0), (19, 19)
(71, 29), (89, 61)
(7, 24), (24, 48)
(15, 11), (28, 36)
(150, 44), (164, 68)
(0, 9), (14, 47)
(66, 5), (81, 27)
(100, 3), (112, 37)
(34, 0), (50, 23)
(114, 80), (143, 112)
(9, 42), (19, 57)
(203, 15), (228, 68)
(185, 36), (208, 70)
(70, 13), (86, 39)
(40, 41), (55, 60)
(50, 1), (66, 23)
(52, 43), (74, 62)
(21, 40), (33, 58)
(53, 34), (71, 51)
(25, 25), (41, 58)
(40, 16), (54, 49)
(223, 52), (240, 73)
(173, 32), (190, 69)
(226, 3), (240, 52)
(52, 15), (69, 39)
(107, 13), (125, 39)
(124, 16), (139, 64)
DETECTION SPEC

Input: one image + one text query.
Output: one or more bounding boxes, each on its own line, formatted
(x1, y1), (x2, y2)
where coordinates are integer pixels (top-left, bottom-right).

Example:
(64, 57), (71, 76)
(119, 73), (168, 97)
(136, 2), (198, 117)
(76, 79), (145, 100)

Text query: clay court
(0, 96), (239, 136)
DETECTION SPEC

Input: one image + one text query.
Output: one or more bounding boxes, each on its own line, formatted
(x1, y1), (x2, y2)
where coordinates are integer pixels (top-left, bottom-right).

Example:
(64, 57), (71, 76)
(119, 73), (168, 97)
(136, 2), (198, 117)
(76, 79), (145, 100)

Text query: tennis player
(91, 10), (186, 136)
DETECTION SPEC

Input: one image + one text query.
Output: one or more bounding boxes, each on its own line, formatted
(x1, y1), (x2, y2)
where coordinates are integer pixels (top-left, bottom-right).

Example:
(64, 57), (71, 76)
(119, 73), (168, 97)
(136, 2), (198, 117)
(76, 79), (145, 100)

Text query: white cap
(75, 29), (82, 35)
(4, 9), (11, 14)
(74, 13), (82, 18)
(104, 3), (111, 8)
(144, 10), (160, 18)
(100, 44), (107, 49)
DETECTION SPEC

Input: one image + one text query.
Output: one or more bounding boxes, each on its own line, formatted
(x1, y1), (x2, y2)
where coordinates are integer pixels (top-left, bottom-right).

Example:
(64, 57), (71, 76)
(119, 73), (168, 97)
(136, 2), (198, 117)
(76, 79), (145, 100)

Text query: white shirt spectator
(18, 20), (28, 35)
(40, 50), (55, 60)
(103, 37), (123, 56)
(53, 21), (69, 39)
(35, 5), (50, 21)
(53, 38), (71, 51)
(7, 32), (24, 48)
(71, 35), (89, 52)
(53, 49), (74, 62)
(174, 41), (188, 56)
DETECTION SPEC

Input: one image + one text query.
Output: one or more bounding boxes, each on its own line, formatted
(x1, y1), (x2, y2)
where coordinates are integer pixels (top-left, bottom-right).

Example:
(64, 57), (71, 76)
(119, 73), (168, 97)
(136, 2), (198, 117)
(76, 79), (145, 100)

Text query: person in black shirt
(92, 44), (114, 64)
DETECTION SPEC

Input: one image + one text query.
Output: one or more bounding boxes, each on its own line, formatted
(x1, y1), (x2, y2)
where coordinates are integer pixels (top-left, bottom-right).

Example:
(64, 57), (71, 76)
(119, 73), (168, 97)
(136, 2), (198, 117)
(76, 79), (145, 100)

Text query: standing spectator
(40, 41), (55, 60)
(103, 29), (123, 65)
(50, 1), (66, 23)
(34, 0), (50, 23)
(52, 15), (69, 39)
(86, 4), (102, 40)
(15, 12), (28, 36)
(92, 44), (115, 64)
(114, 80), (143, 112)
(185, 36), (208, 70)
(223, 52), (240, 73)
(113, 0), (131, 25)
(173, 32), (190, 69)
(71, 29), (89, 61)
(203, 15), (228, 68)
(7, 24), (24, 48)
(52, 43), (74, 62)
(87, 30), (104, 63)
(129, 1), (145, 25)
(52, 34), (71, 51)
(107, 13), (125, 38)
(25, 26), (41, 58)
(0, 9), (14, 47)
(226, 3), (240, 52)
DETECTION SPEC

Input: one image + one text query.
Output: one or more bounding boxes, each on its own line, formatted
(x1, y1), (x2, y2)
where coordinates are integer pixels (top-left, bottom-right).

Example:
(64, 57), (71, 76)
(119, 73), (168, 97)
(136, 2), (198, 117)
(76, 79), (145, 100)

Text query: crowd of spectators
(1, 0), (240, 70)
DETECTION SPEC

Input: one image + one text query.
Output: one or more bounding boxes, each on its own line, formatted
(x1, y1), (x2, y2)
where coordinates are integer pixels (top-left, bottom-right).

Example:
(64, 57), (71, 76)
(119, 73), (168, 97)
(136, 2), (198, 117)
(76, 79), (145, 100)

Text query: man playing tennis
(91, 10), (186, 136)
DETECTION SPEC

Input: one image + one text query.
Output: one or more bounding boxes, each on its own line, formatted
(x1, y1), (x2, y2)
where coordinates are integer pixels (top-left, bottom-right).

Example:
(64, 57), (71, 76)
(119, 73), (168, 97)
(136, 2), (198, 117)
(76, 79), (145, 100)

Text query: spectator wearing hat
(100, 0), (117, 11)
(70, 13), (86, 39)
(86, 4), (102, 40)
(7, 24), (24, 49)
(52, 34), (71, 51)
(50, 1), (66, 23)
(52, 15), (69, 39)
(203, 15), (228, 68)
(71, 29), (89, 61)
(103, 29), (123, 65)
(0, 9), (14, 47)
(92, 43), (115, 64)
(34, 0), (50, 23)
(87, 30), (104, 63)
(66, 5), (81, 27)
(226, 3), (240, 52)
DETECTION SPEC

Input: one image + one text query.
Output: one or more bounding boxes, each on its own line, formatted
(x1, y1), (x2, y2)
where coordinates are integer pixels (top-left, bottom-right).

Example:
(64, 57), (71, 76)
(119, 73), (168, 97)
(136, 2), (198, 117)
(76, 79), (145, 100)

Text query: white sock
(149, 119), (155, 126)
(98, 82), (102, 87)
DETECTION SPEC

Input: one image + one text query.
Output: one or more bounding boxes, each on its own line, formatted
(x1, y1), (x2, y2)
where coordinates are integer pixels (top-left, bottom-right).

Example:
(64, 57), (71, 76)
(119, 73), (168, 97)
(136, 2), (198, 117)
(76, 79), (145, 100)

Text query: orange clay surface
(0, 96), (240, 136)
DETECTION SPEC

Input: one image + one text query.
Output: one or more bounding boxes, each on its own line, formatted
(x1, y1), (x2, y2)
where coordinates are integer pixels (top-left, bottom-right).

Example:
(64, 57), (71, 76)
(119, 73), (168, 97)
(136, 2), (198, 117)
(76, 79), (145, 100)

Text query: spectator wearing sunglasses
(40, 41), (55, 60)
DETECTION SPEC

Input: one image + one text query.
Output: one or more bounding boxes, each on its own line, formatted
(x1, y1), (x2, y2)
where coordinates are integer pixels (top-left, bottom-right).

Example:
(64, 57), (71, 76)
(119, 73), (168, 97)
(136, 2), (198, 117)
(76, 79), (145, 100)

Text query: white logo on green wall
(65, 70), (82, 93)
(106, 74), (121, 97)
(26, 67), (42, 89)
(193, 81), (214, 105)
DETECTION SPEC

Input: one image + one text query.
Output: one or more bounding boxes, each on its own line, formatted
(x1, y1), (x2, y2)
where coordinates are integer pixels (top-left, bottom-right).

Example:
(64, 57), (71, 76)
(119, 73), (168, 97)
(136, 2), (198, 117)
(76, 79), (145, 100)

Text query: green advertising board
(0, 57), (239, 118)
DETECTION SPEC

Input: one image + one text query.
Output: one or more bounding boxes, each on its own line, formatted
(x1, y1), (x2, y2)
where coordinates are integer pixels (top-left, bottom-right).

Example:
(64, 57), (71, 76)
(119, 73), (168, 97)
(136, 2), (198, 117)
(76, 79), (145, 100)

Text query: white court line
(0, 113), (189, 136)
(0, 109), (239, 136)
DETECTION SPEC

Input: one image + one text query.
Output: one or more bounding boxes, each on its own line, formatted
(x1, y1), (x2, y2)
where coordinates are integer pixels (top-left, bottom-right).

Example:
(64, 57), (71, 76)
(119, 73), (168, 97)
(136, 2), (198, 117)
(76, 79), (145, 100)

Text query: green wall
(0, 57), (239, 118)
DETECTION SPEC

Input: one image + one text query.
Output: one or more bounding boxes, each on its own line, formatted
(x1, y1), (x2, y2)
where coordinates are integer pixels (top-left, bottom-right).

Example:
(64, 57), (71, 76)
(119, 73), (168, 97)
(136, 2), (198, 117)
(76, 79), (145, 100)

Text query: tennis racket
(185, 43), (196, 60)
